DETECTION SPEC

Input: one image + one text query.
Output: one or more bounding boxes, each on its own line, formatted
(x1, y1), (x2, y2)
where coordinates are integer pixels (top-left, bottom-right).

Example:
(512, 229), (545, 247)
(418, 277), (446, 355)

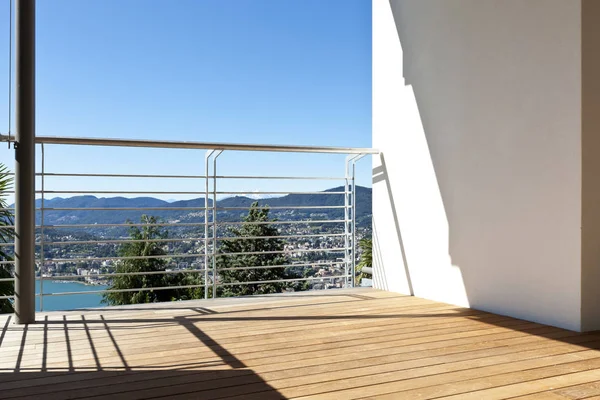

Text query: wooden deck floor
(1, 288), (600, 399)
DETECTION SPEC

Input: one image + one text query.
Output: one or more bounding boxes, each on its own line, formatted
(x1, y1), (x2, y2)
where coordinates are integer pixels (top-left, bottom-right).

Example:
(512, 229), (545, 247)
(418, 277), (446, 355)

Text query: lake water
(36, 280), (108, 311)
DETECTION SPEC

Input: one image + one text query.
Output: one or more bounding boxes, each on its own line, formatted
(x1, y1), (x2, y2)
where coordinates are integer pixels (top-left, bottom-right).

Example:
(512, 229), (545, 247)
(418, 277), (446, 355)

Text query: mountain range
(34, 186), (372, 233)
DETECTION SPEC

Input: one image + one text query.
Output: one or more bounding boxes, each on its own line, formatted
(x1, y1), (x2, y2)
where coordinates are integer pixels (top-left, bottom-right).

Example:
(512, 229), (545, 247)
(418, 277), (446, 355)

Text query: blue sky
(0, 0), (372, 201)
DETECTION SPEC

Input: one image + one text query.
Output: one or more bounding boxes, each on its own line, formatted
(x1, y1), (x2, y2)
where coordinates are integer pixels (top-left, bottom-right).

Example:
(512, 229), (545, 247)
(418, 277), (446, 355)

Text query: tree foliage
(102, 215), (203, 305)
(217, 203), (292, 297)
(356, 237), (372, 286)
(0, 164), (14, 313)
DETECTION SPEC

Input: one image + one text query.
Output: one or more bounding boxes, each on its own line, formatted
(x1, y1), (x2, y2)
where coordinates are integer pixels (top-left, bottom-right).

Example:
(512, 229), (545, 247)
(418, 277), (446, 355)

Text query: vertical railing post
(39, 143), (44, 311)
(14, 0), (36, 324)
(212, 151), (223, 299)
(351, 158), (357, 288)
(348, 154), (366, 288)
(344, 157), (351, 288)
(204, 151), (214, 299)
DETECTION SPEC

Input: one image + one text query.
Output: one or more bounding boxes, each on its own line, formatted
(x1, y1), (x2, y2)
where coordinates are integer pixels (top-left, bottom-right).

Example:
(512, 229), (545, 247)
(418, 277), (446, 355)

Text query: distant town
(33, 186), (373, 291)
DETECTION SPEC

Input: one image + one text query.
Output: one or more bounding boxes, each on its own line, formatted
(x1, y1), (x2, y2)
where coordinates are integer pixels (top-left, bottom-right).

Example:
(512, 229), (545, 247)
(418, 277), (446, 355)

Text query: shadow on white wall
(372, 0), (468, 307)
(372, 0), (586, 332)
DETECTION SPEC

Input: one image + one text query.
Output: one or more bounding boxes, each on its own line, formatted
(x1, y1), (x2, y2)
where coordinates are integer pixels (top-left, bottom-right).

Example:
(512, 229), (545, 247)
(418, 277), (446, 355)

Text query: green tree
(102, 215), (203, 305)
(356, 238), (372, 286)
(0, 164), (14, 313)
(217, 203), (294, 297)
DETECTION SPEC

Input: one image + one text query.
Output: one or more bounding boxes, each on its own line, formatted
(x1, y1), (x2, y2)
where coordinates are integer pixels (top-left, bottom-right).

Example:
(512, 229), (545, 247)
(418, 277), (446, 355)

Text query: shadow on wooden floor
(0, 314), (285, 399)
(0, 369), (285, 399)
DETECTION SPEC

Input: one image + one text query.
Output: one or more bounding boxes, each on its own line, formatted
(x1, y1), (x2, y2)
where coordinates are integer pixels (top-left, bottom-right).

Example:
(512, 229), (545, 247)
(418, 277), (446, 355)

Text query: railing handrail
(0, 135), (379, 154)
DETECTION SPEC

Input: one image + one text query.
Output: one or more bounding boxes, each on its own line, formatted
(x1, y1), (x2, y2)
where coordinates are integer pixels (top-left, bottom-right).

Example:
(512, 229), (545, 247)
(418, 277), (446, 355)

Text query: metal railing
(0, 136), (376, 311)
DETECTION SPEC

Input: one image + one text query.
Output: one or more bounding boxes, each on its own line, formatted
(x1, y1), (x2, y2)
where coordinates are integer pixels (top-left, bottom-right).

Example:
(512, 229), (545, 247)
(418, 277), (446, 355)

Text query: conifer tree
(103, 215), (203, 305)
(217, 203), (290, 296)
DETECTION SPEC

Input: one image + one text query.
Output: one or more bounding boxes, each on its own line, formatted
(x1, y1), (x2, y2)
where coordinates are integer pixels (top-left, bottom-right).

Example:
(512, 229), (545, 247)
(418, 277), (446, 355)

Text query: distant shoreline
(47, 280), (108, 287)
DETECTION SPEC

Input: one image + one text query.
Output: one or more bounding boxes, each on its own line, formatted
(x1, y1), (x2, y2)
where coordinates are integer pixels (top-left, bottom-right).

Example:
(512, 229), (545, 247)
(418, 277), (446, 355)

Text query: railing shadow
(0, 310), (285, 399)
(372, 153), (413, 295)
(0, 370), (284, 399)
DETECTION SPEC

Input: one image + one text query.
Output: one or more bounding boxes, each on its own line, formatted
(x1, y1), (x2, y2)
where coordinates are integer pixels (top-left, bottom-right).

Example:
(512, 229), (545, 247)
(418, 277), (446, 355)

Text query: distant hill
(33, 186), (372, 232)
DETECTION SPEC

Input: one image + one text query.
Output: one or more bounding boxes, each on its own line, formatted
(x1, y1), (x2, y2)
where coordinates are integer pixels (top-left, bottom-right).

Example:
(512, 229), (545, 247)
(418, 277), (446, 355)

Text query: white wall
(372, 0), (583, 331)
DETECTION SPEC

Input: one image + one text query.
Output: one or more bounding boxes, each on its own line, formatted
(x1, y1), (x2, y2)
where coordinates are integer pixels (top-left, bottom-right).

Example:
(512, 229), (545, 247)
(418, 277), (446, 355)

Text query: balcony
(2, 287), (600, 399)
(5, 0), (600, 398)
(1, 132), (599, 399)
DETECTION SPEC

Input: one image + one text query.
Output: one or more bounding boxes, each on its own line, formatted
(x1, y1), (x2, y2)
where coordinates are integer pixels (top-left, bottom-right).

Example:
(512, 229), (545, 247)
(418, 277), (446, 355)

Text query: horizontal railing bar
(216, 191), (347, 195)
(36, 205), (347, 212)
(37, 191), (206, 195)
(211, 219), (348, 226)
(0, 295), (13, 300)
(216, 205), (348, 210)
(43, 247), (348, 262)
(40, 222), (206, 229)
(214, 175), (345, 180)
(38, 261), (346, 280)
(37, 190), (349, 195)
(42, 237), (207, 246)
(218, 276), (347, 287)
(39, 269), (207, 280)
(217, 233), (348, 241)
(0, 261), (15, 265)
(217, 248), (347, 257)
(0, 242), (14, 246)
(0, 277), (14, 282)
(41, 207), (208, 211)
(37, 283), (209, 297)
(38, 263), (344, 281)
(40, 233), (347, 246)
(44, 253), (207, 263)
(33, 135), (379, 155)
(217, 262), (345, 272)
(35, 276), (349, 297)
(38, 172), (206, 179)
(0, 190), (352, 196)
(41, 220), (346, 229)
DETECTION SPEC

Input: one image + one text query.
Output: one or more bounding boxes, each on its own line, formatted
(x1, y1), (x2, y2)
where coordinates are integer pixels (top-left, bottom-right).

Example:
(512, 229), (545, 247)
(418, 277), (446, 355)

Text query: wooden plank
(2, 321), (593, 395)
(6, 327), (593, 399)
(3, 323), (567, 376)
(544, 381), (600, 400)
(434, 369), (600, 400)
(341, 356), (600, 400)
(9, 319), (545, 372)
(0, 300), (465, 351)
(32, 307), (480, 357)
(249, 353), (600, 400)
(155, 342), (600, 400)
(0, 328), (584, 396)
(0, 295), (448, 349)
(0, 306), (496, 368)
(1, 288), (599, 400)
(7, 311), (518, 367)
(484, 392), (569, 400)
